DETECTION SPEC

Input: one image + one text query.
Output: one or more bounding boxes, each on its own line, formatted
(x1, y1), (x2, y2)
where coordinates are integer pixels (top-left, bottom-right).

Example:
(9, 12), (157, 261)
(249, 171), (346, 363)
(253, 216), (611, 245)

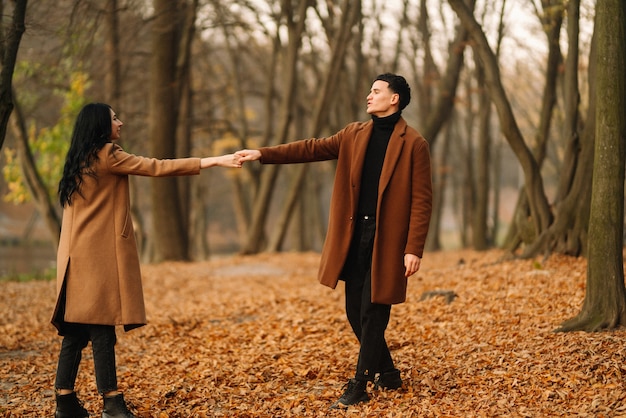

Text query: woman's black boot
(55, 392), (89, 418)
(102, 393), (135, 418)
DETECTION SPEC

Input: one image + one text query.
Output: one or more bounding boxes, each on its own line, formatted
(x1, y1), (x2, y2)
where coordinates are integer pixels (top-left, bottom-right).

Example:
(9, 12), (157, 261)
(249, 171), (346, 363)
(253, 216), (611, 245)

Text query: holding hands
(235, 149), (261, 163)
(200, 149), (261, 169)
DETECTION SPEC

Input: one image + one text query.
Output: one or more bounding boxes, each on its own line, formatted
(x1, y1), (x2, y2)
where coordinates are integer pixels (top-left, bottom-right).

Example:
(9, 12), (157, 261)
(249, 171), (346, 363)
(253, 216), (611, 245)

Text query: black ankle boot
(55, 392), (89, 418)
(330, 378), (369, 409)
(374, 368), (403, 390)
(102, 394), (135, 418)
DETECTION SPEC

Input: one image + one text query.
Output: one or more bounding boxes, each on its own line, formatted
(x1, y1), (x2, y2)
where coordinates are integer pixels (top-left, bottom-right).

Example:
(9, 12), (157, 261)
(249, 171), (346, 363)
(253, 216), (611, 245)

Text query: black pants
(343, 217), (395, 382)
(54, 323), (118, 394)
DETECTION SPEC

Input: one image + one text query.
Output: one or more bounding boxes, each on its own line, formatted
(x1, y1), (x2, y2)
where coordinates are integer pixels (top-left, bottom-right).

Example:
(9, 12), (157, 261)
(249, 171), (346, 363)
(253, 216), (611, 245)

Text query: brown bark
(472, 61), (490, 250)
(150, 0), (187, 261)
(557, 0), (626, 331)
(0, 0), (27, 152)
(103, 0), (121, 105)
(502, 0), (563, 252)
(448, 0), (553, 241)
(421, 0), (472, 148)
(240, 0), (311, 254)
(265, 0), (361, 253)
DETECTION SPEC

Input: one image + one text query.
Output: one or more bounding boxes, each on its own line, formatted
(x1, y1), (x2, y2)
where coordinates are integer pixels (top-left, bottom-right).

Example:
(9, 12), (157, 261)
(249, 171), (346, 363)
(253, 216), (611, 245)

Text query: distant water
(0, 244), (56, 276)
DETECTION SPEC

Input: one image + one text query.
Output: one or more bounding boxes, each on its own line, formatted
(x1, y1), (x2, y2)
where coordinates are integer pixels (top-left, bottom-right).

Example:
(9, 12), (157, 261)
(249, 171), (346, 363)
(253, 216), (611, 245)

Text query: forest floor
(2, 250), (626, 417)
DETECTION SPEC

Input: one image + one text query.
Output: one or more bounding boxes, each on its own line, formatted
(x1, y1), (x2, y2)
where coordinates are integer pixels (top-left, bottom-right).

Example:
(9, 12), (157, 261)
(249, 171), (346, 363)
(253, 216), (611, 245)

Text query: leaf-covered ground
(2, 250), (626, 417)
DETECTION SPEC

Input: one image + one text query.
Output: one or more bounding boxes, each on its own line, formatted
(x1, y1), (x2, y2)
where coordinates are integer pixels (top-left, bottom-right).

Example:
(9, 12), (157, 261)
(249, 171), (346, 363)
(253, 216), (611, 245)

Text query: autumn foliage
(2, 250), (626, 417)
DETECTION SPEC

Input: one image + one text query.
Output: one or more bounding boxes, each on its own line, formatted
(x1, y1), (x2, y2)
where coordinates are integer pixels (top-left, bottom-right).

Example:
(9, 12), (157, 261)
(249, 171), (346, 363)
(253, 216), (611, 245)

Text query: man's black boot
(55, 392), (89, 418)
(330, 378), (369, 409)
(374, 369), (403, 390)
(102, 393), (135, 418)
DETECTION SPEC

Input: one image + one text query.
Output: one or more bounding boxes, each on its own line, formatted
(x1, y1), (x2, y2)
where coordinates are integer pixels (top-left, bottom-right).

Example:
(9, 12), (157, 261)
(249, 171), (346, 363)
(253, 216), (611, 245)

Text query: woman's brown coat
(259, 117), (432, 304)
(52, 143), (201, 333)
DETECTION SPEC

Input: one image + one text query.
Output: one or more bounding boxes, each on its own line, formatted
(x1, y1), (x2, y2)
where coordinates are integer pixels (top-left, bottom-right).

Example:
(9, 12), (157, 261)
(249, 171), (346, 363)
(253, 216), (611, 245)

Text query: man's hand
(404, 253), (421, 277)
(235, 149), (262, 163)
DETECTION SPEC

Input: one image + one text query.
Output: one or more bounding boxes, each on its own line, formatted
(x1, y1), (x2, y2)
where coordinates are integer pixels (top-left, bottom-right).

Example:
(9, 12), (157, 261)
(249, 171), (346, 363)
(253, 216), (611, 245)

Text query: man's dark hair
(375, 73), (411, 110)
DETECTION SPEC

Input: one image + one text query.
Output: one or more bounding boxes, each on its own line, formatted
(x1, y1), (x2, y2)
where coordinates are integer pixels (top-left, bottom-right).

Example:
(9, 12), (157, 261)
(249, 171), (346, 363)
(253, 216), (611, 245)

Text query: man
(236, 73), (432, 408)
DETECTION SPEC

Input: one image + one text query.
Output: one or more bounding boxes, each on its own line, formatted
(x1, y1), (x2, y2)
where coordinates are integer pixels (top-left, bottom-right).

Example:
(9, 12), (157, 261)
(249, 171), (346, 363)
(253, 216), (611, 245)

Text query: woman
(51, 103), (240, 417)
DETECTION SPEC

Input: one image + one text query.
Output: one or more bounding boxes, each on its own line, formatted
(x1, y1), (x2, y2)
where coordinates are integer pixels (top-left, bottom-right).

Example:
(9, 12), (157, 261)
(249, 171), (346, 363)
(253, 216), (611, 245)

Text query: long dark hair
(58, 103), (113, 207)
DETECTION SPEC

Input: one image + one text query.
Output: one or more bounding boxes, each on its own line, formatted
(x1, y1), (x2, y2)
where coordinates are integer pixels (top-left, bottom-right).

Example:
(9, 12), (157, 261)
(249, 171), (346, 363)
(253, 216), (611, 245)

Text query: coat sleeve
(105, 143), (201, 176)
(259, 122), (365, 164)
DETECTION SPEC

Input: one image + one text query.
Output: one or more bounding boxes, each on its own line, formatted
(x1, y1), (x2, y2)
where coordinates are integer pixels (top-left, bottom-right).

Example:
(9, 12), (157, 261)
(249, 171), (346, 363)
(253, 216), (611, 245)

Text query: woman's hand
(201, 154), (242, 169)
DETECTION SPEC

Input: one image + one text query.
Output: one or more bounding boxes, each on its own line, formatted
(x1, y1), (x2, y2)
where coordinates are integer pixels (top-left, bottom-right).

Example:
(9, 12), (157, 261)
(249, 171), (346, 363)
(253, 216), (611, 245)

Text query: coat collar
(350, 117), (407, 198)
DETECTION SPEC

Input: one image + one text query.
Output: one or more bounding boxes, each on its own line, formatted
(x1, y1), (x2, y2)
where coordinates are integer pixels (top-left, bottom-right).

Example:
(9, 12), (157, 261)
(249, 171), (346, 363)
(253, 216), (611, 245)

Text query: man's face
(366, 80), (399, 117)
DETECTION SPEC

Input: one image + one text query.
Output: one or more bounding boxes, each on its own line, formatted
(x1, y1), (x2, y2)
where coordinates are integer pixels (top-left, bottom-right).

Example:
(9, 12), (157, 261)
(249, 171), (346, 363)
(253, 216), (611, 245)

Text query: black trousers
(343, 217), (395, 382)
(55, 323), (118, 394)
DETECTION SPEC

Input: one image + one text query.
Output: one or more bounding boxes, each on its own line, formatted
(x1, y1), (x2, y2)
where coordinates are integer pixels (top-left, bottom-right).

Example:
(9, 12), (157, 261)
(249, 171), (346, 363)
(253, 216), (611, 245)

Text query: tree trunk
(502, 0), (563, 252)
(150, 0), (187, 261)
(425, 116), (453, 251)
(240, 0), (312, 254)
(421, 0), (472, 148)
(472, 61), (490, 250)
(554, 0), (581, 205)
(176, 0), (197, 256)
(103, 0), (121, 105)
(262, 0), (361, 253)
(460, 73), (475, 247)
(557, 0), (626, 332)
(0, 0), (27, 152)
(9, 94), (61, 248)
(519, 1), (594, 258)
(448, 0), (553, 241)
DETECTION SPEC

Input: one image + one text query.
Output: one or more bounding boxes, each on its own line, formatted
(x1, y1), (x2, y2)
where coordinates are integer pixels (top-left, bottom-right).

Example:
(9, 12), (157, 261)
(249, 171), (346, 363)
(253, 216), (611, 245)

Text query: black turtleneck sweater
(357, 111), (402, 216)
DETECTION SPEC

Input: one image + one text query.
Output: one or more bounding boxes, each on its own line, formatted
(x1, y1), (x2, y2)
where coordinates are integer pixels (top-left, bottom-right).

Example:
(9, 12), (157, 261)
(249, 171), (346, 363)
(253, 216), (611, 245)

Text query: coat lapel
(379, 118), (407, 195)
(350, 121), (373, 190)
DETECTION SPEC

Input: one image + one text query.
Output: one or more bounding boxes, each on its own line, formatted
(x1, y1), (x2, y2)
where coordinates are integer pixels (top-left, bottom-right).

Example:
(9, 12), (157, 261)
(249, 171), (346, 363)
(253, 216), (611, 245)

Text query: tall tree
(448, 0), (553, 250)
(0, 0), (27, 151)
(9, 94), (61, 247)
(510, 0), (596, 256)
(266, 0), (361, 252)
(149, 0), (187, 261)
(501, 0), (565, 252)
(240, 0), (311, 254)
(557, 0), (626, 332)
(421, 0), (472, 252)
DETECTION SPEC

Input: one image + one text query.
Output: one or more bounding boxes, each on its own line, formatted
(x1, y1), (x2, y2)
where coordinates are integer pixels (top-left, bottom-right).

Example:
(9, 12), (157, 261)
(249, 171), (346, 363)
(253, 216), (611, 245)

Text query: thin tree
(240, 0), (312, 254)
(556, 0), (626, 332)
(9, 94), (61, 248)
(501, 0), (565, 252)
(266, 0), (361, 252)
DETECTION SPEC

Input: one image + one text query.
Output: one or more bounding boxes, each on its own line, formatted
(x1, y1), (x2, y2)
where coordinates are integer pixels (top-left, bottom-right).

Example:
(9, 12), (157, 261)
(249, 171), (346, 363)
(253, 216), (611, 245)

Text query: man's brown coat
(259, 117), (432, 304)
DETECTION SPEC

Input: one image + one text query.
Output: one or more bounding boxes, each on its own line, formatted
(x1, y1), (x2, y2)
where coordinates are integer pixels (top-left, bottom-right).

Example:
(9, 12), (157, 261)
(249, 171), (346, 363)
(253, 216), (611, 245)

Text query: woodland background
(0, 0), (612, 265)
(0, 0), (626, 415)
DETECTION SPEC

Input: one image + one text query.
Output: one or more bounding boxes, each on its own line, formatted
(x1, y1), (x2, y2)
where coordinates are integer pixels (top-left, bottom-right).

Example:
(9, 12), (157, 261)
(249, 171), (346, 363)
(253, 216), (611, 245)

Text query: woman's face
(109, 108), (123, 140)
